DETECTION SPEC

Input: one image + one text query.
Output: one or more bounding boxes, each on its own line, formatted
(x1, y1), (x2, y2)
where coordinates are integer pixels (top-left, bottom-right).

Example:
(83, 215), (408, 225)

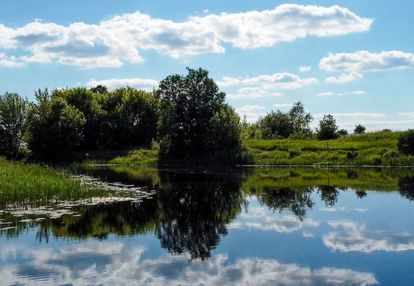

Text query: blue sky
(1, 0), (413, 130)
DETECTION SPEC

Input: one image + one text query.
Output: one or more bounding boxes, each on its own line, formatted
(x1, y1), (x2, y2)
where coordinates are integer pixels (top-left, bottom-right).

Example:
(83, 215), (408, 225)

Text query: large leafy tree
(0, 92), (29, 159)
(156, 68), (243, 163)
(288, 102), (313, 135)
(99, 87), (158, 148)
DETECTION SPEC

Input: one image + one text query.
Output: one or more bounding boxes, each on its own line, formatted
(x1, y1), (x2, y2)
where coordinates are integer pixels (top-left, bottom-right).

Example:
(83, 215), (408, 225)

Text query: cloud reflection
(0, 241), (378, 285)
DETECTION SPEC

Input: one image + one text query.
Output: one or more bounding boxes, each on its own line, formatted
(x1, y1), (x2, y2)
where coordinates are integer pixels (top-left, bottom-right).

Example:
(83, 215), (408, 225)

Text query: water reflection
(2, 167), (414, 284)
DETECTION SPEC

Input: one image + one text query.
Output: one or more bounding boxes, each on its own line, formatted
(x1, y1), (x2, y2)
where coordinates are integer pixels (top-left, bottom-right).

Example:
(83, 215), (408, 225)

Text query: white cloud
(235, 105), (267, 123)
(398, 112), (414, 118)
(325, 71), (363, 84)
(0, 241), (378, 285)
(0, 53), (23, 67)
(299, 66), (312, 73)
(273, 103), (293, 109)
(86, 78), (159, 90)
(316, 90), (366, 96)
(320, 51), (414, 83)
(0, 4), (373, 67)
(220, 72), (317, 100)
(324, 220), (414, 253)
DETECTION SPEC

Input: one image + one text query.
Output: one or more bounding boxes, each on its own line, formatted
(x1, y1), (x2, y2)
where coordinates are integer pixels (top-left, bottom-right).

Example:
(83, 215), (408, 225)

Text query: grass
(95, 131), (414, 166)
(245, 131), (414, 166)
(0, 158), (109, 206)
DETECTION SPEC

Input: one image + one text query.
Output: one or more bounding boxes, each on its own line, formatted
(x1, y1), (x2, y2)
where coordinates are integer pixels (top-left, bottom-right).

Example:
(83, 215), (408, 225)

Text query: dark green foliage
(0, 92), (29, 159)
(259, 111), (293, 139)
(156, 68), (244, 164)
(258, 102), (312, 139)
(28, 87), (158, 154)
(29, 90), (86, 152)
(98, 87), (158, 149)
(317, 114), (339, 140)
(354, 124), (366, 134)
(398, 129), (414, 155)
(337, 129), (348, 136)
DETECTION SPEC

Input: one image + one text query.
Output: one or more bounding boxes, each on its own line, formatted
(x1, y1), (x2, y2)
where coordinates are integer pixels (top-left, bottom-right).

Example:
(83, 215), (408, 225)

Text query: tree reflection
(256, 187), (314, 220)
(153, 169), (247, 260)
(399, 176), (414, 201)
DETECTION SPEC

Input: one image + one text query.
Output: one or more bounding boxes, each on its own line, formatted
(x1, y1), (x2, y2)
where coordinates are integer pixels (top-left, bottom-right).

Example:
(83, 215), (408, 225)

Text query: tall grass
(0, 159), (106, 206)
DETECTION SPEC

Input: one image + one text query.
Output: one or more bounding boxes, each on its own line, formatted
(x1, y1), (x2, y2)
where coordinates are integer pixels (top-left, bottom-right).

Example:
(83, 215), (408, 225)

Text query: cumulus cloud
(324, 220), (414, 253)
(235, 105), (267, 123)
(325, 72), (363, 84)
(0, 4), (373, 67)
(0, 241), (378, 285)
(0, 53), (23, 67)
(316, 90), (366, 97)
(86, 78), (159, 90)
(320, 50), (414, 73)
(219, 72), (318, 90)
(299, 66), (312, 73)
(273, 103), (294, 109)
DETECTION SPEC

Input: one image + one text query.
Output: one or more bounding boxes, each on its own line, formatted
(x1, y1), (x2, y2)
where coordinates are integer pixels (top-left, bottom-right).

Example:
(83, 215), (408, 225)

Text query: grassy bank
(246, 131), (414, 166)
(0, 159), (107, 205)
(99, 131), (414, 166)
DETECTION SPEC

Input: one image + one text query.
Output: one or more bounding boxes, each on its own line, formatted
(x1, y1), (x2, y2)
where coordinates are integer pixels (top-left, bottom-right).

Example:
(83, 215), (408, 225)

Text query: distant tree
(90, 85), (108, 94)
(241, 118), (261, 140)
(317, 114), (339, 140)
(258, 111), (293, 139)
(156, 68), (243, 164)
(354, 124), (366, 134)
(0, 92), (29, 159)
(336, 129), (348, 136)
(288, 102), (313, 135)
(398, 130), (414, 155)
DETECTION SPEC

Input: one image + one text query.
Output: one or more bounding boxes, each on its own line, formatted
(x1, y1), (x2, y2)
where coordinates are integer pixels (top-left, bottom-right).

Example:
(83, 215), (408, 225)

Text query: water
(1, 167), (414, 285)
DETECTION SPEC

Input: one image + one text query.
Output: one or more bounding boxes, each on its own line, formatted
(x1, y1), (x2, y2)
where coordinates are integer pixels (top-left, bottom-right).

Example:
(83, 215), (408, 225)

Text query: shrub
(354, 124), (366, 134)
(398, 130), (414, 155)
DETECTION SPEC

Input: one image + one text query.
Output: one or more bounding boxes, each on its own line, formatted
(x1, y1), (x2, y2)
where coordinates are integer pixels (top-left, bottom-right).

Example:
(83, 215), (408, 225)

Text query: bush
(354, 124), (366, 134)
(398, 130), (414, 155)
(336, 129), (348, 137)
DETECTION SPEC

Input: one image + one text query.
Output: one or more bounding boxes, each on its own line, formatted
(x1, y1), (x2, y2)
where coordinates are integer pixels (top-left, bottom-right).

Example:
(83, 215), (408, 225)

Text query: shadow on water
(2, 166), (414, 260)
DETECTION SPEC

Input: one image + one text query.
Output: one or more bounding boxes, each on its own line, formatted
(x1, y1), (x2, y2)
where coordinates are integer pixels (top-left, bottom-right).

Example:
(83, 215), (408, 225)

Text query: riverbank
(104, 131), (414, 167)
(0, 159), (108, 205)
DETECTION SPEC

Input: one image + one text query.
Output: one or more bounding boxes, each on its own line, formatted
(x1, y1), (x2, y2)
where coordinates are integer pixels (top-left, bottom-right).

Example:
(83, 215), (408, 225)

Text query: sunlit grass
(0, 159), (107, 206)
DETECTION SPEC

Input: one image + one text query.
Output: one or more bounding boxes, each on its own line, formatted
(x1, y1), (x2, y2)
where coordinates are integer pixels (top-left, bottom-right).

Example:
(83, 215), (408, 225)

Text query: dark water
(1, 167), (414, 285)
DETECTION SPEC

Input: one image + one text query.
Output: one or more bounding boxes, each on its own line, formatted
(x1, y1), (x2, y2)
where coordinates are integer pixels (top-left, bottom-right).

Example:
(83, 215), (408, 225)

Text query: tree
(354, 124), (366, 134)
(0, 92), (29, 159)
(317, 114), (338, 140)
(337, 129), (348, 136)
(398, 130), (414, 155)
(156, 68), (243, 164)
(28, 90), (86, 152)
(258, 111), (293, 139)
(288, 102), (313, 135)
(99, 87), (158, 148)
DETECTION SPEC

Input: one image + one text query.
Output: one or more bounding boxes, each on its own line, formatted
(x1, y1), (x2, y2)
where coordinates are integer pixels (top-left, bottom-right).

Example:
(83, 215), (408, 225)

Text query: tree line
(1, 67), (413, 162)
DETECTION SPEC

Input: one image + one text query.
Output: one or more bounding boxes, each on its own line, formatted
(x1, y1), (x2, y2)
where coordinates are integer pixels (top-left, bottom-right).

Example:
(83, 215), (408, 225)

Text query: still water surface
(1, 167), (414, 285)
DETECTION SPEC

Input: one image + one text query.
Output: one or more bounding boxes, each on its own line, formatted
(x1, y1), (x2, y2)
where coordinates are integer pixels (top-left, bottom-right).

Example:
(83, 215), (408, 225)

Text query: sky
(0, 0), (413, 131)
